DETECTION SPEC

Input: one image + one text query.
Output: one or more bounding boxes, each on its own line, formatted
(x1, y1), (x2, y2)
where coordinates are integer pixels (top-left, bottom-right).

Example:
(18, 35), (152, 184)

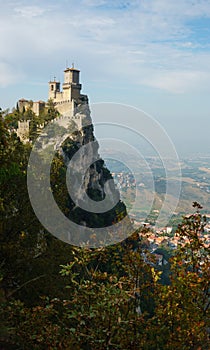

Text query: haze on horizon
(0, 0), (210, 157)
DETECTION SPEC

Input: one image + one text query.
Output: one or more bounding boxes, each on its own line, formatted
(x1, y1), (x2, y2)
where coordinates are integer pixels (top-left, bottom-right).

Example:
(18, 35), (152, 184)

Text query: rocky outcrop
(60, 101), (127, 230)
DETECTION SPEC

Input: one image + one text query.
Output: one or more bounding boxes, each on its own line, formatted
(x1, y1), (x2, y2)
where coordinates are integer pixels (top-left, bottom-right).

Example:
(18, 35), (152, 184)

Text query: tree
(0, 110), (74, 308)
(1, 204), (209, 349)
(151, 203), (210, 349)
(44, 99), (60, 121)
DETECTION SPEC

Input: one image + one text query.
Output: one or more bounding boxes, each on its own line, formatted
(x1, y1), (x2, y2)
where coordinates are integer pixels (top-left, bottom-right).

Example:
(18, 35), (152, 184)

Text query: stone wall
(16, 120), (30, 143)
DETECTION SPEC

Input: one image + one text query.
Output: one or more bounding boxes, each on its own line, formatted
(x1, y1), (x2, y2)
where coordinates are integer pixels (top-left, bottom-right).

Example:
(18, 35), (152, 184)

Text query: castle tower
(47, 65), (85, 115)
(16, 120), (30, 143)
(62, 66), (82, 101)
(48, 79), (61, 100)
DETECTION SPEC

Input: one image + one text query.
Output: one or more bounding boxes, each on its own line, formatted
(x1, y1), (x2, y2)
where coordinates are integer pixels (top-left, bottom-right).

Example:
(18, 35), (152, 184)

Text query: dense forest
(0, 105), (209, 349)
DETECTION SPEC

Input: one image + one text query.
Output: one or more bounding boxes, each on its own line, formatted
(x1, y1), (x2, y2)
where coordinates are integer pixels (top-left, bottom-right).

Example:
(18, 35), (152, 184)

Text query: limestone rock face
(60, 101), (125, 230)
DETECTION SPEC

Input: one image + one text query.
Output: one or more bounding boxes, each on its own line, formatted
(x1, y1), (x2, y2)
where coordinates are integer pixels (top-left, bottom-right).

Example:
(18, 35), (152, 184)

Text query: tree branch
(7, 274), (46, 298)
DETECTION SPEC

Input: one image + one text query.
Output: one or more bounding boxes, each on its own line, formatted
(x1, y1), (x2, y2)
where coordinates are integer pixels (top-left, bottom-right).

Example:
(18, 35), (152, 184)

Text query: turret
(64, 67), (80, 84)
(48, 79), (60, 100)
(63, 66), (82, 100)
(47, 65), (85, 115)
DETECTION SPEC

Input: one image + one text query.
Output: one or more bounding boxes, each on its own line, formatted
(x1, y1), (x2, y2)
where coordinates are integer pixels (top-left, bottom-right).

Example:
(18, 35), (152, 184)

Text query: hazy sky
(1, 0), (210, 156)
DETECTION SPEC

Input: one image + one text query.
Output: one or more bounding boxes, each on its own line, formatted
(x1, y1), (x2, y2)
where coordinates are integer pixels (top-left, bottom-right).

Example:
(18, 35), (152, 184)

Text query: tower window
(51, 85), (54, 91)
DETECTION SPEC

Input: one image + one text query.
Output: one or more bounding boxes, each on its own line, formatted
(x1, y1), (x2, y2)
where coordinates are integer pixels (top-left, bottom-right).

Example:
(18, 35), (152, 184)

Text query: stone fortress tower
(17, 64), (87, 118)
(16, 120), (30, 142)
(48, 65), (88, 116)
(16, 65), (89, 142)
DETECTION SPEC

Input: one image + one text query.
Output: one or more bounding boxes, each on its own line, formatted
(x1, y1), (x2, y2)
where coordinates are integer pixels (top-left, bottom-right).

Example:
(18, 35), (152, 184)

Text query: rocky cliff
(28, 99), (131, 247)
(61, 102), (128, 230)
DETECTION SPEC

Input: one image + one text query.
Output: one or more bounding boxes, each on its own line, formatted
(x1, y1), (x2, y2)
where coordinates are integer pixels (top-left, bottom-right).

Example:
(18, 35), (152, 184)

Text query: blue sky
(1, 0), (210, 156)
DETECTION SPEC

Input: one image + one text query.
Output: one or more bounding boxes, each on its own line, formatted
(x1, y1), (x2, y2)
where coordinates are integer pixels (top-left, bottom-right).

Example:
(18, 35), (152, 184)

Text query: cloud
(0, 0), (210, 156)
(82, 0), (107, 6)
(14, 6), (47, 18)
(1, 0), (210, 94)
